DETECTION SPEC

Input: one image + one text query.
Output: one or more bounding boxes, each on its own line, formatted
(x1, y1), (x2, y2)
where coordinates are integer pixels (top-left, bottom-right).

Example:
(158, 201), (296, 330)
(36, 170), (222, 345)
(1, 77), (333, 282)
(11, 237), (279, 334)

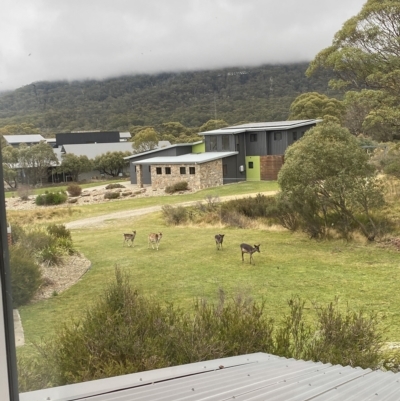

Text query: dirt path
(65, 191), (278, 229)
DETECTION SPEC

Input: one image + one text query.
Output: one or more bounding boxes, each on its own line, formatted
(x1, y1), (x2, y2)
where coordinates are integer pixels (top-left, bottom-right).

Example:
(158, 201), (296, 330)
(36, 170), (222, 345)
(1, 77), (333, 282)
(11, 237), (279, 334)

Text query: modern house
(127, 120), (320, 190)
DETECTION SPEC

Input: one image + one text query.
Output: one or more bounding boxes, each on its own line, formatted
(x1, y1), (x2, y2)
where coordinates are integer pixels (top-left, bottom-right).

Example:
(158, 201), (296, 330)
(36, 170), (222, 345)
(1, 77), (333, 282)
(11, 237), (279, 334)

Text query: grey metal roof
(131, 151), (237, 165)
(124, 141), (203, 160)
(119, 132), (131, 139)
(201, 120), (321, 135)
(3, 134), (45, 144)
(61, 142), (134, 159)
(20, 353), (400, 401)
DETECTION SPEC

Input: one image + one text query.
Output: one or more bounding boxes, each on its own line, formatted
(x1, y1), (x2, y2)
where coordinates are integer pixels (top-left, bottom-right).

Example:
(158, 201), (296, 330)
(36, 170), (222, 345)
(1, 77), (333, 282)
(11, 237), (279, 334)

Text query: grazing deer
(148, 232), (162, 250)
(215, 234), (225, 250)
(123, 231), (136, 247)
(240, 243), (260, 265)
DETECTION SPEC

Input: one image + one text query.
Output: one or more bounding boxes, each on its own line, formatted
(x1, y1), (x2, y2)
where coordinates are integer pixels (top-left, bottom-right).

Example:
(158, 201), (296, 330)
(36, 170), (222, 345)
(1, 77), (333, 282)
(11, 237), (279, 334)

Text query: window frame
(180, 167), (186, 175)
(156, 167), (162, 175)
(249, 133), (257, 142)
(165, 167), (171, 175)
(189, 167), (195, 175)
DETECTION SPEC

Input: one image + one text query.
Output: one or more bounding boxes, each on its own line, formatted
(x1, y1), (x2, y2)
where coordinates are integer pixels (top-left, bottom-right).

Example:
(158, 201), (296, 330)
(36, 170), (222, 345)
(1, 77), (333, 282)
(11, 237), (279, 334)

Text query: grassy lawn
(7, 181), (279, 225)
(19, 208), (400, 348)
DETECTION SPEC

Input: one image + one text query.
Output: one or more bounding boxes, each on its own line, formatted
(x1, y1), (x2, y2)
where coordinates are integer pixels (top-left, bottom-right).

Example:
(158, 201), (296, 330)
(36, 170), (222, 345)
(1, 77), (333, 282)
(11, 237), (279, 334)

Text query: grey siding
(268, 131), (288, 155)
(245, 131), (267, 156)
(222, 155), (245, 184)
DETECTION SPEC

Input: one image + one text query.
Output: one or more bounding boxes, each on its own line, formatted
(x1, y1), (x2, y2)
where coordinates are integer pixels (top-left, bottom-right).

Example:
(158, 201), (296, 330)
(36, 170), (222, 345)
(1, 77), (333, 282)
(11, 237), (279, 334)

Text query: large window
(222, 135), (230, 150)
(209, 136), (217, 151)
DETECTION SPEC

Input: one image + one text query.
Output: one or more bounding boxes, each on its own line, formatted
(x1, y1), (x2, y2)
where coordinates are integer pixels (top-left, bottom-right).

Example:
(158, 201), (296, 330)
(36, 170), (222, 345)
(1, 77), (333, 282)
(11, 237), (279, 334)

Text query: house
(125, 142), (203, 186)
(127, 120), (320, 190)
(18, 353), (400, 401)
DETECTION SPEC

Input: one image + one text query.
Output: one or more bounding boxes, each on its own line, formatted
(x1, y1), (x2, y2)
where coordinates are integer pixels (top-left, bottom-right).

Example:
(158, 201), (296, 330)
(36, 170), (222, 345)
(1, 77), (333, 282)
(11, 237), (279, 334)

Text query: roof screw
(192, 388), (195, 391)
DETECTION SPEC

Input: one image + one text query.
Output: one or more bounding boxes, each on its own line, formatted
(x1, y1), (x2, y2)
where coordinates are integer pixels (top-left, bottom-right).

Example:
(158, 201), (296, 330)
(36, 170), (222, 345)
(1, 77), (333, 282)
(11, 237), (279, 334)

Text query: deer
(215, 234), (225, 250)
(148, 232), (162, 250)
(123, 231), (136, 247)
(240, 243), (260, 265)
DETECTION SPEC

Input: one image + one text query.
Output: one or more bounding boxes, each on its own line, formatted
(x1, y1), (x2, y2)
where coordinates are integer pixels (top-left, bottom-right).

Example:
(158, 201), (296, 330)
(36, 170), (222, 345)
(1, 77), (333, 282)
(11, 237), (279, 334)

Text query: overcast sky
(1, 0), (367, 91)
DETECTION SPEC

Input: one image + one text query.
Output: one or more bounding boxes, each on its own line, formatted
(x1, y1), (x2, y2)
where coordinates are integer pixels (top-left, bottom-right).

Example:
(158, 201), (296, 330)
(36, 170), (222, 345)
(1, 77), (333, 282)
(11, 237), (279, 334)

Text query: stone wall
(150, 159), (223, 190)
(260, 155), (284, 180)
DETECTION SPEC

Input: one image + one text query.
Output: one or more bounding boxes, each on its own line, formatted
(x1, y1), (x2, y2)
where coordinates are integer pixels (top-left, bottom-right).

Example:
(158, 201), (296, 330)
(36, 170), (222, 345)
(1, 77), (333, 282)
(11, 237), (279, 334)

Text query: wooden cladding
(260, 155), (284, 181)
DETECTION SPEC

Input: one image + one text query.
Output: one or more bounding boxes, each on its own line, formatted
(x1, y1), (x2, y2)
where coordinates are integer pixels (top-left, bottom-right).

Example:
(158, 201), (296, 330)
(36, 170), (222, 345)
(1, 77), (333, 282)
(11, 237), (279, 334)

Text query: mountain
(0, 63), (338, 135)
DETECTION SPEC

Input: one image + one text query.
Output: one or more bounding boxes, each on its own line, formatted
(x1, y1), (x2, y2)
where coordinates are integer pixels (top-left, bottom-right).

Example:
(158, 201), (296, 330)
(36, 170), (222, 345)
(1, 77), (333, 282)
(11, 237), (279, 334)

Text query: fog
(0, 0), (367, 91)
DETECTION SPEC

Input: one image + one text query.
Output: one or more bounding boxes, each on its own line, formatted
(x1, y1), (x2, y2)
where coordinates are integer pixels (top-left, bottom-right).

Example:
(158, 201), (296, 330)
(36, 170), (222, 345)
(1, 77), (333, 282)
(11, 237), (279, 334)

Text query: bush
(105, 183), (125, 189)
(21, 270), (387, 390)
(46, 224), (71, 240)
(104, 191), (120, 199)
(35, 191), (68, 206)
(162, 205), (187, 225)
(9, 246), (42, 307)
(66, 183), (82, 197)
(165, 181), (189, 194)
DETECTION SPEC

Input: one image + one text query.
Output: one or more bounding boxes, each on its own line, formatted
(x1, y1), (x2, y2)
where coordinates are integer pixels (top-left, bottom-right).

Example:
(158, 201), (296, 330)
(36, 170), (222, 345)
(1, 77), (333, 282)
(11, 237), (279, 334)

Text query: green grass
(7, 181), (279, 225)
(18, 209), (400, 348)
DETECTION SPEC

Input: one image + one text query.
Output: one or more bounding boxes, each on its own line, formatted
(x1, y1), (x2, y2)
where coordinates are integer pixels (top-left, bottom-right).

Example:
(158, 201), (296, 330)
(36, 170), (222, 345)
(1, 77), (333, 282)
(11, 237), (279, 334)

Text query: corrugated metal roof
(124, 141), (203, 160)
(131, 151), (237, 165)
(20, 353), (400, 401)
(61, 143), (134, 159)
(201, 120), (321, 135)
(3, 134), (46, 144)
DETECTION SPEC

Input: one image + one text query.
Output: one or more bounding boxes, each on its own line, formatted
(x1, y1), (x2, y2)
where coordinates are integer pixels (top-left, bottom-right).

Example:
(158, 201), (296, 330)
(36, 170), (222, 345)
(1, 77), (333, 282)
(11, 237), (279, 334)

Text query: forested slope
(0, 63), (337, 134)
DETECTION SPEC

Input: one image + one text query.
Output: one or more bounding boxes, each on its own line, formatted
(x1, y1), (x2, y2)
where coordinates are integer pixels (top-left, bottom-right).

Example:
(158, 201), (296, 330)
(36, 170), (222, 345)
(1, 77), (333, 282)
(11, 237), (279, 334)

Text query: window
(248, 161), (254, 169)
(250, 133), (257, 142)
(189, 167), (195, 174)
(222, 135), (230, 151)
(156, 167), (162, 174)
(223, 164), (228, 177)
(209, 136), (217, 151)
(165, 167), (171, 174)
(292, 132), (298, 141)
(180, 167), (186, 174)
(274, 132), (282, 141)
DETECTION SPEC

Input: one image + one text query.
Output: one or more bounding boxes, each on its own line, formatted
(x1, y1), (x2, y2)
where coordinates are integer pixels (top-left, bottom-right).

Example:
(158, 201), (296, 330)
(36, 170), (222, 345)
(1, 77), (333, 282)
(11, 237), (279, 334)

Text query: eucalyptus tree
(278, 122), (385, 241)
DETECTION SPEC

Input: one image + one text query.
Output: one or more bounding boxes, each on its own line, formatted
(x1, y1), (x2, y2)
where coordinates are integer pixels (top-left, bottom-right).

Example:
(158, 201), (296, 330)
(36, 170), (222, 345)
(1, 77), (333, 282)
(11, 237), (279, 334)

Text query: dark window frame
(223, 164), (228, 177)
(249, 133), (257, 142)
(189, 167), (195, 175)
(180, 167), (186, 174)
(274, 132), (282, 141)
(165, 167), (171, 175)
(248, 161), (254, 169)
(156, 167), (162, 175)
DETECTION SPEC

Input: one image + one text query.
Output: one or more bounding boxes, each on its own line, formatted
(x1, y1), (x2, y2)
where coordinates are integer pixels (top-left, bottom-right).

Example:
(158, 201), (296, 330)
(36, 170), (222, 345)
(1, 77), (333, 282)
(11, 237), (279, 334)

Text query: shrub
(46, 224), (71, 240)
(17, 185), (33, 201)
(9, 246), (42, 307)
(162, 205), (187, 225)
(165, 181), (189, 194)
(23, 270), (387, 390)
(66, 183), (82, 197)
(105, 183), (125, 189)
(35, 191), (68, 206)
(104, 191), (120, 199)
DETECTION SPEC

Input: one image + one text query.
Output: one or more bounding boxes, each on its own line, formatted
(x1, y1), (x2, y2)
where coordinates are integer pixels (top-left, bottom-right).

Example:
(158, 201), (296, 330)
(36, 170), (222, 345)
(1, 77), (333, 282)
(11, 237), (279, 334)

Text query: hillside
(0, 63), (338, 135)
